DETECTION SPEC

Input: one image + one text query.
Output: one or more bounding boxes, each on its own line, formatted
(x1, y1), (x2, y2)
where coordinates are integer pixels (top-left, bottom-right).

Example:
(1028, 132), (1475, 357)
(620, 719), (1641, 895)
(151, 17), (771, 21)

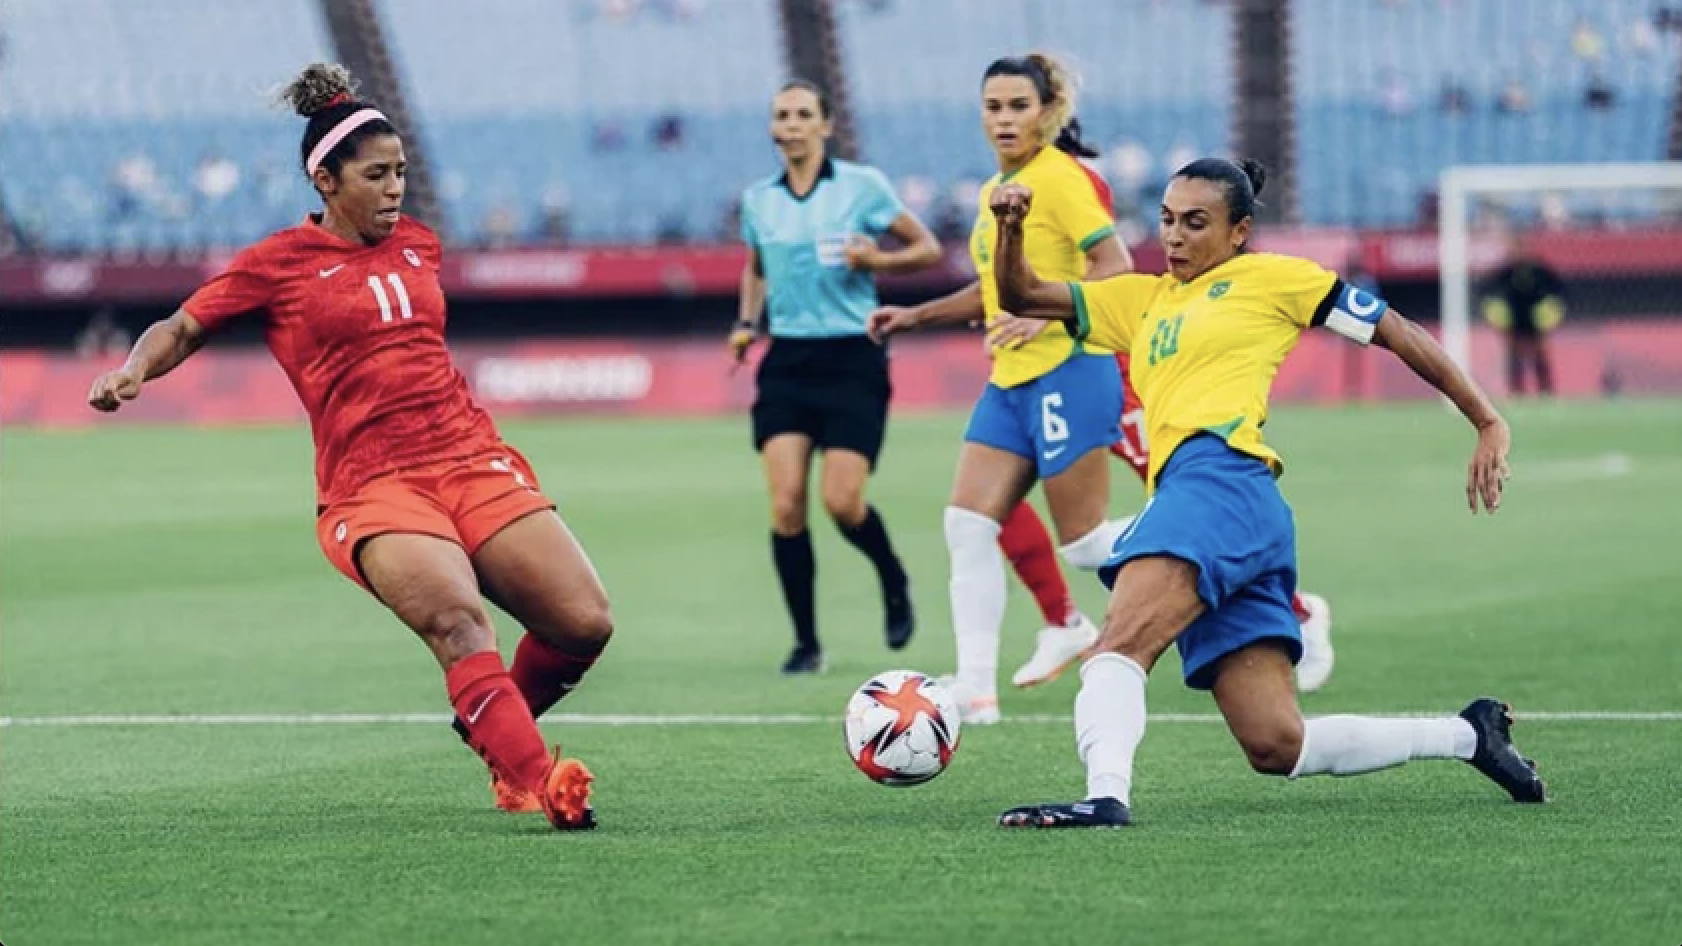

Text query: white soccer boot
(1294, 592), (1335, 693)
(935, 674), (1001, 726)
(1011, 613), (1100, 688)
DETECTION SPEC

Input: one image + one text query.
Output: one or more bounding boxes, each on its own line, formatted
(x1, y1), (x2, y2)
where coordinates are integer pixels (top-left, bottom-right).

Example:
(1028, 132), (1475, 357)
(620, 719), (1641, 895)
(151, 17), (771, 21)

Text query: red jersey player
(86, 63), (603, 830)
(992, 157), (1335, 694)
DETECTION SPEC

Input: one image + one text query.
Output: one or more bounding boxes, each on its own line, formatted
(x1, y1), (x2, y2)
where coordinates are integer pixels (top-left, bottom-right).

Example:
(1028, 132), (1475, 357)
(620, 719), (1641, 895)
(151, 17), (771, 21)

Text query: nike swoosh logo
(465, 690), (499, 725)
(318, 264), (346, 278)
(1042, 446), (1067, 460)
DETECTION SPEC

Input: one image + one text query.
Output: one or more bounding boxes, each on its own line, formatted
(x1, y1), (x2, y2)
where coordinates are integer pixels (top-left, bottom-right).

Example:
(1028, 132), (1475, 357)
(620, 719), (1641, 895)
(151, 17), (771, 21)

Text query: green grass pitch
(3, 400), (1681, 945)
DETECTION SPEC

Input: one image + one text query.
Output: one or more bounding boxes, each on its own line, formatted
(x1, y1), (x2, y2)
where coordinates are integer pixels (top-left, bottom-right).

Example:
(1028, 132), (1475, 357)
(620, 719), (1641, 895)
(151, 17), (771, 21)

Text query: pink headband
(306, 108), (388, 174)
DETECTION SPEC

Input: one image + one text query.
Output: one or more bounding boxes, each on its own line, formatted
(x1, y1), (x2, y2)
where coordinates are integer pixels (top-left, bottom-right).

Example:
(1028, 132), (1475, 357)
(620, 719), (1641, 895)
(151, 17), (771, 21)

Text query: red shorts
(1111, 353), (1148, 481)
(315, 444), (555, 591)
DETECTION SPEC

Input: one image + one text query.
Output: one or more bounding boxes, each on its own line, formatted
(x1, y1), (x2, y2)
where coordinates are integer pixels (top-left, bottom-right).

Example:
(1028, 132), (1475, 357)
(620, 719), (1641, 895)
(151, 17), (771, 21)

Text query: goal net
(1438, 163), (1682, 398)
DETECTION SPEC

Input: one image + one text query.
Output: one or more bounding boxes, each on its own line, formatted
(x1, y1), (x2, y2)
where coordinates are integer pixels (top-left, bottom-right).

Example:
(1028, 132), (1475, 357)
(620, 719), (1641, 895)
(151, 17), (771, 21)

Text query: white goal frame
(1438, 162), (1682, 374)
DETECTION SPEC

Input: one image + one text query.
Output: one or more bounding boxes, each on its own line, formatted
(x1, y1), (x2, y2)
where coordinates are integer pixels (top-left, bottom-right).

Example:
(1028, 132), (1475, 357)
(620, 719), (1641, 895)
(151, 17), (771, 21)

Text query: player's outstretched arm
(1372, 308), (1510, 515)
(865, 281), (982, 341)
(87, 309), (206, 412)
(991, 184), (1074, 320)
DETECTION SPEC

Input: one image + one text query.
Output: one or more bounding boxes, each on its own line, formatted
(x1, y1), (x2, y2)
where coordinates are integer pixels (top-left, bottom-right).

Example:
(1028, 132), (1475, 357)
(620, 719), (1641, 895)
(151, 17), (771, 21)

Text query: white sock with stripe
(1289, 715), (1478, 777)
(1075, 652), (1149, 804)
(945, 506), (1005, 698)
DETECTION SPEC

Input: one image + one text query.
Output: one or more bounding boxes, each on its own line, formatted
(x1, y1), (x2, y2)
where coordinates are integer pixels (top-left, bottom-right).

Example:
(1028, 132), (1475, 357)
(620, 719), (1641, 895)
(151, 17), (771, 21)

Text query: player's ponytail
(1175, 157), (1268, 249)
(278, 62), (398, 189)
(982, 54), (1099, 159)
(1025, 53), (1097, 159)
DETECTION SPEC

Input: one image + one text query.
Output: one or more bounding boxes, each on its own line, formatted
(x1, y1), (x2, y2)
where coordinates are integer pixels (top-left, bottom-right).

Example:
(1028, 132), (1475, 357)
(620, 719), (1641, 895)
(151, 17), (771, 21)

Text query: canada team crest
(403, 248), (421, 268)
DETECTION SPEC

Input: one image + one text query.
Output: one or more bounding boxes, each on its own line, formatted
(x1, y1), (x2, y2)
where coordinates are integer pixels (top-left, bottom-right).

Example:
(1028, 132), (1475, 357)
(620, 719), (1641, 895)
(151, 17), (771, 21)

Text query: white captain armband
(1313, 280), (1387, 345)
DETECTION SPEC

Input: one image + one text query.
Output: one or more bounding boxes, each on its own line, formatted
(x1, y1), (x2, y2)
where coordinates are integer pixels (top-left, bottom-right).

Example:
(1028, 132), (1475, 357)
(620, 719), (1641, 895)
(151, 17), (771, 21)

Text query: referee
(732, 79), (942, 675)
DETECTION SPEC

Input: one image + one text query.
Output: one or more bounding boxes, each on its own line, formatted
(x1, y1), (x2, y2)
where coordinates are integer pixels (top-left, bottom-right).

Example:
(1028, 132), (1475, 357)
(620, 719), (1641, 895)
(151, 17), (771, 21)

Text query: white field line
(1, 711), (1680, 728)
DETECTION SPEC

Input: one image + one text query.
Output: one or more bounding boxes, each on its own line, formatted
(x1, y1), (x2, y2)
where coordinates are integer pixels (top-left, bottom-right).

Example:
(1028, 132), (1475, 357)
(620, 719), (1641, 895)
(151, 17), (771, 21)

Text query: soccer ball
(843, 670), (961, 786)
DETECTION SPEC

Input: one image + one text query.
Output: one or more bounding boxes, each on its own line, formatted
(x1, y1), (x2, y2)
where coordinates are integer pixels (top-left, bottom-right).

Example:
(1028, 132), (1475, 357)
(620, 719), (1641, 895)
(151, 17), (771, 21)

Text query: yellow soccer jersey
(1068, 253), (1386, 489)
(972, 147), (1117, 388)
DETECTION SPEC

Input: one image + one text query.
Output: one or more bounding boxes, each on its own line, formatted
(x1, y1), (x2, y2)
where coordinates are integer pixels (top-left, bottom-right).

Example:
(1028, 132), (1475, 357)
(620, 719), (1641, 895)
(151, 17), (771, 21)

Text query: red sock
(511, 633), (603, 719)
(1291, 593), (1311, 623)
(446, 651), (552, 792)
(998, 501), (1078, 627)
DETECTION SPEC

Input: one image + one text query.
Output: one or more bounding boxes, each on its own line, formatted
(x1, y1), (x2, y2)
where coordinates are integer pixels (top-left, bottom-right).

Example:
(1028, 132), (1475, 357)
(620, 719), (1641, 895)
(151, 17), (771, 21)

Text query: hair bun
(280, 63), (358, 118)
(1236, 158), (1268, 198)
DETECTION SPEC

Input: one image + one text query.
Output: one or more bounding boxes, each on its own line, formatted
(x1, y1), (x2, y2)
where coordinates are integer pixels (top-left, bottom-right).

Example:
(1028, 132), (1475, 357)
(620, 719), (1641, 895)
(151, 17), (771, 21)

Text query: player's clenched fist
(88, 367), (143, 412)
(989, 183), (1033, 225)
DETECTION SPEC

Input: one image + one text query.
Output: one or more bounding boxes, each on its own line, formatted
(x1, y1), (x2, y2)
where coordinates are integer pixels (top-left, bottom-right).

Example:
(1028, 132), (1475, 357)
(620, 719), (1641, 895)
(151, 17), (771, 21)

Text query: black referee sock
(839, 506), (907, 593)
(771, 530), (819, 653)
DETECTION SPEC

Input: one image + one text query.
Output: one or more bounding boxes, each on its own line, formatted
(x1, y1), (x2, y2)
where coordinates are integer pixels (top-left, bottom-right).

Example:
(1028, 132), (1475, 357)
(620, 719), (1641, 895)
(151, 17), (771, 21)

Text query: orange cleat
(491, 770), (543, 814)
(539, 748), (596, 831)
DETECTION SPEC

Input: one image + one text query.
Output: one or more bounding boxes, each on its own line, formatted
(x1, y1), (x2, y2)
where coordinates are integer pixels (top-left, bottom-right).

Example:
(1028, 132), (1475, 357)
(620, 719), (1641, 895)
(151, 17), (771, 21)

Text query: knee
(1236, 721), (1304, 776)
(769, 488), (808, 535)
(822, 483), (865, 528)
(569, 600), (615, 648)
(1059, 521), (1121, 570)
(421, 605), (496, 658)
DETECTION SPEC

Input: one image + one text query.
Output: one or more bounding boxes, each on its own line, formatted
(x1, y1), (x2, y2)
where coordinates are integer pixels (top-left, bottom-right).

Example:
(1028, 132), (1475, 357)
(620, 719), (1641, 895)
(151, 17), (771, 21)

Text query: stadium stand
(0, 0), (332, 254)
(1293, 0), (1678, 225)
(0, 0), (1675, 251)
(382, 0), (784, 245)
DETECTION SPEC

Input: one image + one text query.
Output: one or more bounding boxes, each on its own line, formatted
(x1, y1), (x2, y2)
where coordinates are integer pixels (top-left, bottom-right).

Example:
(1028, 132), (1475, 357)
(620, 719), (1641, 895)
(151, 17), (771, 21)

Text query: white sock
(1058, 517), (1135, 570)
(1075, 652), (1148, 804)
(945, 506), (1005, 697)
(1289, 715), (1478, 778)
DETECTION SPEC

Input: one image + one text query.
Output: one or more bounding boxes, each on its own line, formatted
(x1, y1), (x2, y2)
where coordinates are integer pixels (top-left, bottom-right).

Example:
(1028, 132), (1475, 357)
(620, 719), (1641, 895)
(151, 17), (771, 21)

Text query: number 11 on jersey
(367, 273), (413, 323)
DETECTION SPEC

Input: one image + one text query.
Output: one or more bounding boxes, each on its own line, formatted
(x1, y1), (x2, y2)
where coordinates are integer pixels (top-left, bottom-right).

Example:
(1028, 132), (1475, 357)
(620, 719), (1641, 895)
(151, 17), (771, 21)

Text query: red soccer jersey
(184, 215), (502, 505)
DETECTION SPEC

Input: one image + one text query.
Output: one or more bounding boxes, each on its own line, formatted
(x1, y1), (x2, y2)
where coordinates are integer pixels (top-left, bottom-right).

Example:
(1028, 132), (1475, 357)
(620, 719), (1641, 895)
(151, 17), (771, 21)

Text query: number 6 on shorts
(1041, 392), (1069, 443)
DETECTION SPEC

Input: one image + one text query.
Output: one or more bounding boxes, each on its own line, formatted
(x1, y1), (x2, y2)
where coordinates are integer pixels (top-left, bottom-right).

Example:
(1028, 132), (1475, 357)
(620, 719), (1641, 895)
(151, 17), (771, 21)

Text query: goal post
(1438, 162), (1682, 384)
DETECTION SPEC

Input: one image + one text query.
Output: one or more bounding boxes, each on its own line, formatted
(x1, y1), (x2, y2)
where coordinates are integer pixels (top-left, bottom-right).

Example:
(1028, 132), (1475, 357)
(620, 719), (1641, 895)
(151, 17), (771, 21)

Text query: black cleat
(884, 580), (915, 651)
(998, 796), (1133, 829)
(780, 647), (826, 675)
(1460, 698), (1547, 803)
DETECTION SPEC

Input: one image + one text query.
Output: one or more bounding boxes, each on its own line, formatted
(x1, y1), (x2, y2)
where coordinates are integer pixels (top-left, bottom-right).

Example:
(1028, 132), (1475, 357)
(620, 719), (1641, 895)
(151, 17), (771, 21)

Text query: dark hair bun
(280, 63), (358, 118)
(1236, 158), (1268, 198)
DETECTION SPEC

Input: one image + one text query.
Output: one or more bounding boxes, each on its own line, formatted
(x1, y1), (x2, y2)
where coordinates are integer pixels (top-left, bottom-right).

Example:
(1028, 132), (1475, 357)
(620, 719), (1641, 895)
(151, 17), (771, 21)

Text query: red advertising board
(7, 322), (1681, 428)
(4, 228), (1678, 304)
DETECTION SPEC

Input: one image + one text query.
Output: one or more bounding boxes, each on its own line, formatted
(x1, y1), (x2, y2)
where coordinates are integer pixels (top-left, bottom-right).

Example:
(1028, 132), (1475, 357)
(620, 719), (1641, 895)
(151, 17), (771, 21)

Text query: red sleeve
(1079, 162), (1116, 221)
(183, 245), (276, 331)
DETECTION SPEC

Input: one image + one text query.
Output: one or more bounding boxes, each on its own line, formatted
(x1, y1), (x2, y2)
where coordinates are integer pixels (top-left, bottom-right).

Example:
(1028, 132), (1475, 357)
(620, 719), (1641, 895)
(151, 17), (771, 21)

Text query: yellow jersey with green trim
(1068, 252), (1379, 491)
(972, 147), (1117, 388)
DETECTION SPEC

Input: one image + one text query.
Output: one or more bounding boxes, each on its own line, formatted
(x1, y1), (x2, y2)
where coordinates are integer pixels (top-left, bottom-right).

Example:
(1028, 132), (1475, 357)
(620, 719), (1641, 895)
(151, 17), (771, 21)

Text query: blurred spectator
(1627, 13), (1660, 54)
(1538, 192), (1571, 230)
(1163, 141), (1198, 177)
(1570, 17), (1607, 62)
(481, 202), (520, 249)
(651, 113), (686, 150)
(896, 174), (936, 219)
(537, 184), (573, 246)
(654, 212), (688, 245)
(599, 0), (639, 20)
(1480, 235), (1566, 397)
(593, 120), (627, 152)
(1584, 72), (1616, 109)
(1438, 78), (1471, 113)
(1379, 70), (1414, 115)
(1105, 139), (1153, 197)
(75, 308), (133, 359)
(109, 151), (162, 221)
(1497, 77), (1532, 114)
(193, 151), (241, 207)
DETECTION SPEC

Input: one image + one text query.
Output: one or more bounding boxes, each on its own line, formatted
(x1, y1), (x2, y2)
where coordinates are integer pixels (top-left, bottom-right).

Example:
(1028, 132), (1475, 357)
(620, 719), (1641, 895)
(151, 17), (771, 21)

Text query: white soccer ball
(843, 670), (962, 786)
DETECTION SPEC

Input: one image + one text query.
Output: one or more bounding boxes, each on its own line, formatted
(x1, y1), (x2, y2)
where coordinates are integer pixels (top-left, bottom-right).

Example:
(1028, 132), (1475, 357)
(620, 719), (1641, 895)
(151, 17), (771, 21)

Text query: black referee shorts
(751, 335), (892, 469)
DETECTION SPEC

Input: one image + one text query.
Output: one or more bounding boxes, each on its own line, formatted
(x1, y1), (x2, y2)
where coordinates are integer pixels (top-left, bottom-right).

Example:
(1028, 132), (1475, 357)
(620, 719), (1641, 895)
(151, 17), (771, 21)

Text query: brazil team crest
(1208, 280), (1232, 299)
